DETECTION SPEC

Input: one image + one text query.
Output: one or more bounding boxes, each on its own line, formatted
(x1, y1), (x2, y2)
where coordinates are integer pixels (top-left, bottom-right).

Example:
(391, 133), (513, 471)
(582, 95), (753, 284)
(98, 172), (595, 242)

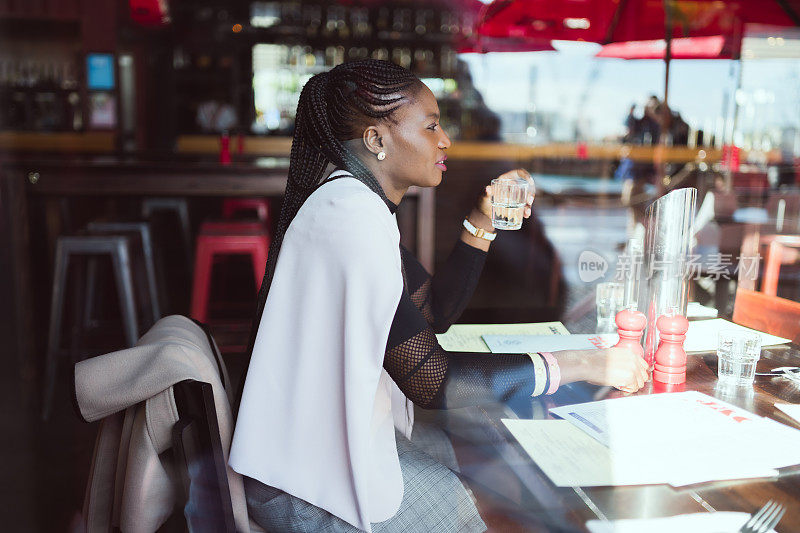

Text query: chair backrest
(75, 315), (249, 533)
(734, 225), (800, 343)
(737, 224), (800, 294)
(172, 379), (237, 533)
(732, 288), (800, 344)
(760, 234), (800, 297)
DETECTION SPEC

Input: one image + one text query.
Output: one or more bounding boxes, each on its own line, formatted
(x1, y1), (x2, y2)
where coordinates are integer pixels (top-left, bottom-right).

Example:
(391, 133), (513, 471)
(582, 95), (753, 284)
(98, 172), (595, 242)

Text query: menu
(503, 392), (800, 487)
(436, 322), (569, 353)
(483, 333), (616, 353)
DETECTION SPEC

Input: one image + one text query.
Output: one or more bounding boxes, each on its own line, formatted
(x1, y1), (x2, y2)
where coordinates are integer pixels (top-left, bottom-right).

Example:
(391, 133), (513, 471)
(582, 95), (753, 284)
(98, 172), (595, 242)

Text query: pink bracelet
(540, 352), (560, 395)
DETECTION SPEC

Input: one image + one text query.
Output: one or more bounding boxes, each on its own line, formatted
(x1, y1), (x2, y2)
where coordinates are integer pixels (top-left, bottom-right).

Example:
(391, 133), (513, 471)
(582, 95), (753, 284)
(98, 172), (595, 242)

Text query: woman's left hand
(476, 168), (536, 220)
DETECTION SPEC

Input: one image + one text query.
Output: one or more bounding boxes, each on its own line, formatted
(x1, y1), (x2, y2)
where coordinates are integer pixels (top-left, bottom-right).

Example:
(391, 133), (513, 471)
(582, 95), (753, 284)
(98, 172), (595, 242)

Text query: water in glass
(491, 201), (525, 230)
(491, 176), (529, 230)
(717, 330), (761, 386)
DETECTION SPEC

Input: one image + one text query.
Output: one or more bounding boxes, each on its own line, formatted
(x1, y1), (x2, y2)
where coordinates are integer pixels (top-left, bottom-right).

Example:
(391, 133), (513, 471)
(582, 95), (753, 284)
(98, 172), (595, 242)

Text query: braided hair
(242, 59), (421, 380)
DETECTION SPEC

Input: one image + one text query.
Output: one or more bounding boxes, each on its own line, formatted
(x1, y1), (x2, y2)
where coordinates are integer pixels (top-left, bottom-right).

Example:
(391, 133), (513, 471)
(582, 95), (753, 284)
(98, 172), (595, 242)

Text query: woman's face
(381, 84), (452, 189)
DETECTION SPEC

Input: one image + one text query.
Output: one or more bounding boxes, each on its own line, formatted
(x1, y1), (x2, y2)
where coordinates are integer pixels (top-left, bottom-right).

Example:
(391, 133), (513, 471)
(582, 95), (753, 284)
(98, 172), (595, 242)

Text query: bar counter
(0, 131), (735, 164)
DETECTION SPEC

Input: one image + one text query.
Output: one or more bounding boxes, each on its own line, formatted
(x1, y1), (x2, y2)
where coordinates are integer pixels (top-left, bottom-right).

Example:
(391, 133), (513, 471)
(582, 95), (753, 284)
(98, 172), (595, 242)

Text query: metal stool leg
(70, 255), (89, 362)
(190, 238), (213, 324)
(42, 241), (70, 420)
(176, 200), (193, 275)
(139, 224), (161, 322)
(87, 222), (162, 326)
(142, 198), (193, 276)
(82, 256), (99, 330)
(110, 242), (139, 347)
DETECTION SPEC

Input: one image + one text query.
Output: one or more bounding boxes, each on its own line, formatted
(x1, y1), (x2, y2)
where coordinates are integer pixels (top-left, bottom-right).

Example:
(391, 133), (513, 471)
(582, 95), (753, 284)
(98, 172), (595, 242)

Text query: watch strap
(463, 218), (496, 241)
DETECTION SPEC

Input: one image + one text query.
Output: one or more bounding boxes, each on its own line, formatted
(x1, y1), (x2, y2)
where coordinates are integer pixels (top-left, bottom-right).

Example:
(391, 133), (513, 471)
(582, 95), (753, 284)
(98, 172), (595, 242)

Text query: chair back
(760, 234), (800, 297)
(74, 315), (251, 532)
(732, 225), (800, 343)
(173, 379), (237, 533)
(732, 287), (800, 344)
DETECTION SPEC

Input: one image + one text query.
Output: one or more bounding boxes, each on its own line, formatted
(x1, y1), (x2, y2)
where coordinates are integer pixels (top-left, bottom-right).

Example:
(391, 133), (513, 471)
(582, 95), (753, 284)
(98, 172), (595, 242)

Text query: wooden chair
(732, 288), (800, 344)
(732, 225), (800, 343)
(172, 379), (237, 533)
(761, 234), (800, 297)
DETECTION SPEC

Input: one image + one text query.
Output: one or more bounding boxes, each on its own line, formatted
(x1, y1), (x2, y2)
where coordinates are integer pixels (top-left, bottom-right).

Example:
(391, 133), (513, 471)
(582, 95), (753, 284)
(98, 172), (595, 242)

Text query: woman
(230, 60), (648, 533)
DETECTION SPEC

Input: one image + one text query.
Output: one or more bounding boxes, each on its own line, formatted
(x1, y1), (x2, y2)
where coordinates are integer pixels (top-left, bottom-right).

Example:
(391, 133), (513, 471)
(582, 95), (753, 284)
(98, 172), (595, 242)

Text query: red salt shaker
(614, 307), (646, 360)
(653, 312), (689, 385)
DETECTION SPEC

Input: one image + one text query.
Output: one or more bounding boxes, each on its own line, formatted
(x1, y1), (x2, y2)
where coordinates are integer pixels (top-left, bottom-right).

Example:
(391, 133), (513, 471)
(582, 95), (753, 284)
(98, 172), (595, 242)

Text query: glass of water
(491, 175), (531, 230)
(595, 282), (624, 333)
(717, 330), (762, 386)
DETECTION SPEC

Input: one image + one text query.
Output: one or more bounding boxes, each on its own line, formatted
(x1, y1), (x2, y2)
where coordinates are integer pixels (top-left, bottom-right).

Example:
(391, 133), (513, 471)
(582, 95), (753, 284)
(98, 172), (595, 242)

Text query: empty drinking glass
(717, 330), (762, 386)
(490, 175), (531, 230)
(596, 282), (624, 334)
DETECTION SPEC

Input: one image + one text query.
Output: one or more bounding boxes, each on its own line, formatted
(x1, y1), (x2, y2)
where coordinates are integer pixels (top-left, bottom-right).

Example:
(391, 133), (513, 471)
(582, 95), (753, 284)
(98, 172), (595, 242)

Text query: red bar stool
(222, 198), (270, 225)
(190, 221), (270, 323)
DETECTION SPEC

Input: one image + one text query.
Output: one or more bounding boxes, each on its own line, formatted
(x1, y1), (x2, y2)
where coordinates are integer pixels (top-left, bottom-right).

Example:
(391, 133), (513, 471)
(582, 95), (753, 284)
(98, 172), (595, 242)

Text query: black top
(382, 241), (544, 409)
(326, 173), (543, 409)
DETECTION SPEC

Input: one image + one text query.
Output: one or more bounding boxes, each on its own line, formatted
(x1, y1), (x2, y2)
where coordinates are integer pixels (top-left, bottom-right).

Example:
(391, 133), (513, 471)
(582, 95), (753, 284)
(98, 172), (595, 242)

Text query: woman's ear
(362, 125), (384, 156)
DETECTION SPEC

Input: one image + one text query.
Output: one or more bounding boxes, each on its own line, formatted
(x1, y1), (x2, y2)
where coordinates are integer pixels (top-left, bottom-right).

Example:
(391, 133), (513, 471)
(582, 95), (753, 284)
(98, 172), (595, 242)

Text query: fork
(739, 500), (786, 533)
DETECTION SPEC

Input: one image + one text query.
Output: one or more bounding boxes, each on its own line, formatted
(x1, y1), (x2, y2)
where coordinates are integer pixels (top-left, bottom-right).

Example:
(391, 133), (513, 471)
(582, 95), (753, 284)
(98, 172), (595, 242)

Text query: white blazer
(230, 173), (412, 532)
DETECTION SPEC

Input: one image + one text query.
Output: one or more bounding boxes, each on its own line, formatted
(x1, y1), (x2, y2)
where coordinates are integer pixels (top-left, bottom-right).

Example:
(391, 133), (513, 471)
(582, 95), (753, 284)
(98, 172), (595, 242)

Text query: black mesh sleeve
(384, 289), (543, 409)
(401, 241), (487, 333)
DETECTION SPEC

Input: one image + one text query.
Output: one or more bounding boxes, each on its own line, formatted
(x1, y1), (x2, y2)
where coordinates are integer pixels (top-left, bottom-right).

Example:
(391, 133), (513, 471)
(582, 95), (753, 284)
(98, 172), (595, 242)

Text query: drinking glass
(596, 282), (624, 334)
(717, 330), (761, 386)
(491, 175), (530, 230)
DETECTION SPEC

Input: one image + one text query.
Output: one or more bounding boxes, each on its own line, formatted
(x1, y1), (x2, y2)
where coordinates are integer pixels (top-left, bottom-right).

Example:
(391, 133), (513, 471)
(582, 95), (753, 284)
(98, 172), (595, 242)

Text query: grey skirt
(244, 424), (486, 533)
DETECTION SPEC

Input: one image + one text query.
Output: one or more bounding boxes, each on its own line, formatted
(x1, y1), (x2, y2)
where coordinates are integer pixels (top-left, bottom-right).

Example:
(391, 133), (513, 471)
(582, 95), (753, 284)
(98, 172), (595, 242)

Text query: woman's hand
(584, 347), (649, 393)
(555, 347), (649, 394)
(476, 168), (536, 221)
(462, 168), (536, 251)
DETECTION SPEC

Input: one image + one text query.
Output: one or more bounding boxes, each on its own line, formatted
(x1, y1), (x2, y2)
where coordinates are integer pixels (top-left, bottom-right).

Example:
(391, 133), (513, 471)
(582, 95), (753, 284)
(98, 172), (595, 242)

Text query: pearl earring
(377, 151), (386, 161)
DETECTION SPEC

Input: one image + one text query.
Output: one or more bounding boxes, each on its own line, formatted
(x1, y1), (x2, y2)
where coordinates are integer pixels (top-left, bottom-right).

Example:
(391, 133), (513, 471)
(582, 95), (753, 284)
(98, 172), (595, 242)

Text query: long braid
(239, 60), (420, 403)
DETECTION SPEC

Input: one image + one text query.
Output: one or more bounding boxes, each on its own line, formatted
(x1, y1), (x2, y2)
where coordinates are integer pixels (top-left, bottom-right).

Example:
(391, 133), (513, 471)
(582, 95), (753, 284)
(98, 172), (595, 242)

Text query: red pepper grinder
(653, 311), (689, 385)
(614, 307), (646, 360)
(219, 131), (231, 165)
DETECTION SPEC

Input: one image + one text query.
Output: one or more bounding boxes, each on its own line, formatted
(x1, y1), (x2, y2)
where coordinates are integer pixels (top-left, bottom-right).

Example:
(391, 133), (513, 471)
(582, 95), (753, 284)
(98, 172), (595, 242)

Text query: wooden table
(445, 343), (800, 532)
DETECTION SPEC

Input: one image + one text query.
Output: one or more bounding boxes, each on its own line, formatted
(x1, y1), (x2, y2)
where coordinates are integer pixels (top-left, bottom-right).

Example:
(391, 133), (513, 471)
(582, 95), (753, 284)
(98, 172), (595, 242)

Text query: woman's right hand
(555, 347), (649, 394)
(584, 347), (649, 393)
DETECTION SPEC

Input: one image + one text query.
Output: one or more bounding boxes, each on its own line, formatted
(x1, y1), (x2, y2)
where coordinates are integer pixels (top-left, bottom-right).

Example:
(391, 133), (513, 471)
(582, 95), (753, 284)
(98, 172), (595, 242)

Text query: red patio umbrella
(595, 35), (740, 60)
(476, 0), (800, 103)
(458, 36), (555, 53)
(477, 0), (800, 44)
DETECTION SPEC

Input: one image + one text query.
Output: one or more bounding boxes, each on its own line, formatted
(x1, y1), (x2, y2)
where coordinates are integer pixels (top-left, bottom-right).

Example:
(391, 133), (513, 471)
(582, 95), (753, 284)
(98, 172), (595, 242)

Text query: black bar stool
(86, 221), (162, 327)
(142, 198), (193, 314)
(42, 235), (139, 420)
(141, 197), (193, 274)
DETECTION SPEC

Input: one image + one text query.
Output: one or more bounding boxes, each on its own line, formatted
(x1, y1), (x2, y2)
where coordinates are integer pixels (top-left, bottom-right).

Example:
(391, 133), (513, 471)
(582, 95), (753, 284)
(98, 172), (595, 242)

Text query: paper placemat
(436, 322), (569, 353)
